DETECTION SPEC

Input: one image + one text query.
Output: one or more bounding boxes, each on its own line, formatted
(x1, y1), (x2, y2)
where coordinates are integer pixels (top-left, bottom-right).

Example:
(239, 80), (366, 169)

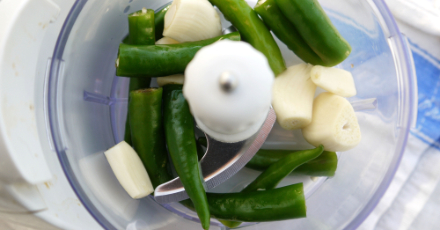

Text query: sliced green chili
(254, 0), (324, 65)
(128, 8), (155, 45)
(116, 32), (240, 77)
(128, 89), (172, 188)
(275, 0), (351, 66)
(124, 78), (151, 145)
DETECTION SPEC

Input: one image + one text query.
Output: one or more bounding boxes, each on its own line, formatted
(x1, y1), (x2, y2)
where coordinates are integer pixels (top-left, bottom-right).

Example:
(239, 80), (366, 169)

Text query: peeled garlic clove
(302, 92), (361, 152)
(104, 141), (154, 199)
(272, 63), (316, 130)
(310, 65), (357, 97)
(163, 0), (222, 42)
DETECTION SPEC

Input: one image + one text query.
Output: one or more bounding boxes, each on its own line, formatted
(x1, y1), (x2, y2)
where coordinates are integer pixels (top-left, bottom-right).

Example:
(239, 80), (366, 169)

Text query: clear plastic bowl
(48, 0), (417, 229)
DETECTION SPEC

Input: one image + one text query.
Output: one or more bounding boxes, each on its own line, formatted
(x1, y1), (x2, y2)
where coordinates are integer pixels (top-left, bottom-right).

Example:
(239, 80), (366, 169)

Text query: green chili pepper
(246, 149), (301, 171)
(123, 9), (155, 145)
(163, 85), (210, 230)
(124, 78), (151, 145)
(128, 89), (172, 189)
(274, 0), (351, 66)
(195, 137), (239, 228)
(217, 146), (321, 226)
(248, 150), (338, 177)
(116, 32), (240, 77)
(122, 6), (169, 44)
(291, 151), (337, 177)
(198, 137), (337, 177)
(242, 145), (324, 193)
(128, 8), (155, 45)
(181, 183), (306, 222)
(194, 137), (316, 226)
(254, 0), (324, 65)
(246, 149), (337, 177)
(154, 5), (170, 41)
(208, 0), (286, 75)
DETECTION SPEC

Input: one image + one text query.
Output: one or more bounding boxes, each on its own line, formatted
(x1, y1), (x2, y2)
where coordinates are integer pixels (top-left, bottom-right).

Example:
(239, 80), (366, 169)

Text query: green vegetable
(274, 0), (351, 66)
(123, 9), (154, 145)
(291, 151), (338, 177)
(248, 150), (338, 177)
(154, 5), (170, 41)
(163, 85), (210, 230)
(208, 0), (286, 75)
(124, 78), (151, 145)
(116, 32), (241, 77)
(246, 149), (302, 171)
(128, 89), (172, 188)
(198, 137), (337, 177)
(181, 183), (306, 222)
(225, 146), (322, 227)
(195, 137), (239, 228)
(128, 8), (155, 45)
(195, 137), (316, 226)
(122, 5), (169, 44)
(242, 145), (324, 193)
(254, 0), (324, 65)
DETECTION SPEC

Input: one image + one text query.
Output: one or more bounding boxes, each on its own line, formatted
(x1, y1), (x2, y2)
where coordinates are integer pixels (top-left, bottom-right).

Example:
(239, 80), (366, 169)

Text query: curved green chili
(246, 149), (300, 170)
(291, 151), (338, 177)
(194, 138), (318, 226)
(208, 0), (286, 75)
(128, 89), (172, 188)
(214, 146), (320, 227)
(181, 183), (306, 222)
(116, 32), (240, 77)
(247, 149), (338, 177)
(275, 0), (351, 66)
(242, 145), (324, 193)
(254, 0), (324, 65)
(163, 85), (210, 230)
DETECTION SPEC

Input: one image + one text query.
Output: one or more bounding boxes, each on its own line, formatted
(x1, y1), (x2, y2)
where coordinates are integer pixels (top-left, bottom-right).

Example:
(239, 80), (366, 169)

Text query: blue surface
(409, 40), (440, 149)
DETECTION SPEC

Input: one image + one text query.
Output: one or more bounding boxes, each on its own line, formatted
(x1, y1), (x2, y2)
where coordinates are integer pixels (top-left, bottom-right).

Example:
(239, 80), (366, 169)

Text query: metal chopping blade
(154, 107), (276, 204)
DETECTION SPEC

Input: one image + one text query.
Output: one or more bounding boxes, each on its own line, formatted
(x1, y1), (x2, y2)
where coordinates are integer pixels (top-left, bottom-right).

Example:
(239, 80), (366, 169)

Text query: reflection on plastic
(350, 98), (378, 111)
(126, 220), (148, 230)
(79, 152), (139, 221)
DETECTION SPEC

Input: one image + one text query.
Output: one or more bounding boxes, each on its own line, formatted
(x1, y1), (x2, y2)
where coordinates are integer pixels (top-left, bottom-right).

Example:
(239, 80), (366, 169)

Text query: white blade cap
(184, 40), (274, 143)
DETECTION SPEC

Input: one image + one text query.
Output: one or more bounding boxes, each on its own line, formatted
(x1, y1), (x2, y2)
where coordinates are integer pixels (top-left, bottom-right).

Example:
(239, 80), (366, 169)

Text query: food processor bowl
(47, 0), (417, 229)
